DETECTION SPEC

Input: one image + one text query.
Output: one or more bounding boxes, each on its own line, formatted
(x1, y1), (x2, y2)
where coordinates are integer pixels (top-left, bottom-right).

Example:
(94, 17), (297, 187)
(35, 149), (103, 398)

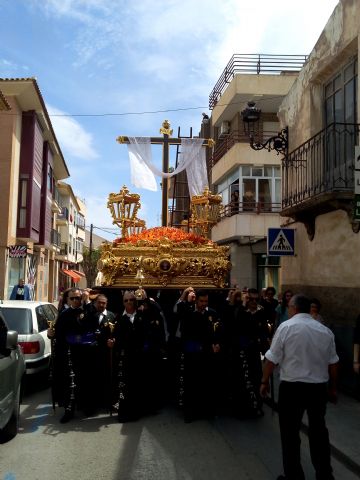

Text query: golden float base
(98, 229), (231, 289)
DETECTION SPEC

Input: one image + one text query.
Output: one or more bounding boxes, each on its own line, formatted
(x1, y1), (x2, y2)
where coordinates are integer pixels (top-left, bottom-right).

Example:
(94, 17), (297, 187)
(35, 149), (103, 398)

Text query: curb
(301, 423), (360, 477)
(264, 398), (360, 476)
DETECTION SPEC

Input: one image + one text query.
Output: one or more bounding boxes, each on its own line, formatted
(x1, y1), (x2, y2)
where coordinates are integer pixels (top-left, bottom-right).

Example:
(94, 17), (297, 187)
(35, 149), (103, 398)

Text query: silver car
(0, 313), (25, 441)
(0, 301), (58, 375)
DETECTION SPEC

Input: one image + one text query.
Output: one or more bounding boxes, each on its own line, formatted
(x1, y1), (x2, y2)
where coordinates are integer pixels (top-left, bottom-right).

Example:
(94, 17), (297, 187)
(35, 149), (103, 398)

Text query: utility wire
(0, 95), (285, 119)
(86, 225), (118, 235)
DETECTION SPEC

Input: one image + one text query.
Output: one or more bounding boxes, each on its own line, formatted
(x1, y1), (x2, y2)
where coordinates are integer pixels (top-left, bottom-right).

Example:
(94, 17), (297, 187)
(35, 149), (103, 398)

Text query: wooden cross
(117, 120), (214, 227)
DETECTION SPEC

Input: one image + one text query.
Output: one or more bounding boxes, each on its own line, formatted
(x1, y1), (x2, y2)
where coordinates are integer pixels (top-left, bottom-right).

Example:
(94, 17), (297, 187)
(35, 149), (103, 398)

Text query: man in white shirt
(260, 294), (338, 480)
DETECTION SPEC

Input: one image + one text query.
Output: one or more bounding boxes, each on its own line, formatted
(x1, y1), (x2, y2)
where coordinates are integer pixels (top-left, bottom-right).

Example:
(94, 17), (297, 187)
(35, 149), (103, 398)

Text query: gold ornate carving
(98, 231), (230, 289)
(101, 185), (228, 288)
(207, 138), (215, 148)
(116, 136), (127, 144)
(160, 119), (173, 136)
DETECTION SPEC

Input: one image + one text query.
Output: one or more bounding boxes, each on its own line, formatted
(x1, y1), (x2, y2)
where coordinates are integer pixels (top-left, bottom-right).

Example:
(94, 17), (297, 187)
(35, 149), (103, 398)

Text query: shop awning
(62, 269), (81, 283)
(72, 269), (86, 278)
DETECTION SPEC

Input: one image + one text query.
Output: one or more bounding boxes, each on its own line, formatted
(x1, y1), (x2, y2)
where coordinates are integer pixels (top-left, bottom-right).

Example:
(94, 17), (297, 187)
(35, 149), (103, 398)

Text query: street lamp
(241, 101), (288, 156)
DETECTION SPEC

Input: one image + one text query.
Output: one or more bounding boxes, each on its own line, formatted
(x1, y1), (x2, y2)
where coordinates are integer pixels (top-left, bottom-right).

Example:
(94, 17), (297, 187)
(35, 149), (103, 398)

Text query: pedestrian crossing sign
(267, 228), (295, 256)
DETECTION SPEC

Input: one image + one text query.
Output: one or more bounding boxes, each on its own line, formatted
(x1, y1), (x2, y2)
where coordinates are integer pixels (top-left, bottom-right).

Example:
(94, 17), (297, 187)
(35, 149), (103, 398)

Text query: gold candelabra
(107, 185), (146, 238)
(188, 187), (222, 237)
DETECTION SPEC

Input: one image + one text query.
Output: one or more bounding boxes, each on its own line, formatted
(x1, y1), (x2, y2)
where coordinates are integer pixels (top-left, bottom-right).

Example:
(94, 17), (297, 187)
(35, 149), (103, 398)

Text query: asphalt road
(0, 380), (357, 480)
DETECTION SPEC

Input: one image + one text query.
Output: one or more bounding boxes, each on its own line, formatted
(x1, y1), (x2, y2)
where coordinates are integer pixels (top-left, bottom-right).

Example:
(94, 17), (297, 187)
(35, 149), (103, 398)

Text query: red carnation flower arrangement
(114, 227), (213, 246)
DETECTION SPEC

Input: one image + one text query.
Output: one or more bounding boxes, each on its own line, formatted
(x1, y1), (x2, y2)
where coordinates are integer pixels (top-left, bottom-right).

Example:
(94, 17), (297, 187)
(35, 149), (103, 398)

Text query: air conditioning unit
(219, 121), (230, 137)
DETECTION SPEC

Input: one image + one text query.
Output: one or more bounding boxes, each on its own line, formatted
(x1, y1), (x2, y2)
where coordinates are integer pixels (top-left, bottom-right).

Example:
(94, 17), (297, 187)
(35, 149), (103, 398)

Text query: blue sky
(1, 0), (339, 240)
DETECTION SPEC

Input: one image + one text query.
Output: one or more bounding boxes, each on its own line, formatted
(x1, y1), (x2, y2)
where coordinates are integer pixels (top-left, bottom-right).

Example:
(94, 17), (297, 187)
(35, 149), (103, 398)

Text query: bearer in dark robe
(91, 294), (117, 410)
(110, 289), (166, 423)
(48, 288), (99, 423)
(178, 289), (223, 423)
(137, 289), (167, 411)
(225, 288), (269, 418)
(259, 286), (279, 337)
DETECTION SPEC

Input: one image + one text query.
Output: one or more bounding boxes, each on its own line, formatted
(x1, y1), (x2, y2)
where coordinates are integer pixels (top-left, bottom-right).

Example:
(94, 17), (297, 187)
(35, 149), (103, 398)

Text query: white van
(0, 301), (58, 375)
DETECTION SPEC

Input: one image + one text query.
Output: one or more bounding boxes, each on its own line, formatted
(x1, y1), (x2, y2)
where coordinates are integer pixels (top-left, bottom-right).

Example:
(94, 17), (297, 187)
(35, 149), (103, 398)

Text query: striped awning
(62, 269), (81, 283)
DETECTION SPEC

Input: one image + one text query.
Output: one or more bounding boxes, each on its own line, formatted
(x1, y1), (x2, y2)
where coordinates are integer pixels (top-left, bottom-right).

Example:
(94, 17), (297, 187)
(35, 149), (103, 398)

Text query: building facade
(0, 78), (70, 301)
(55, 182), (86, 292)
(208, 55), (305, 291)
(278, 0), (359, 387)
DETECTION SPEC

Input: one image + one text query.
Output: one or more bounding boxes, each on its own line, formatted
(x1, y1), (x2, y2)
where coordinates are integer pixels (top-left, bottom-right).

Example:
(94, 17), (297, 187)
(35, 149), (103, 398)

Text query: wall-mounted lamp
(241, 101), (288, 156)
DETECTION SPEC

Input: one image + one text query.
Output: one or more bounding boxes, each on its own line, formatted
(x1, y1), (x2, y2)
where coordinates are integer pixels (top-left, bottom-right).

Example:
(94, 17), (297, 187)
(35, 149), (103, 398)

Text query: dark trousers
(278, 381), (334, 480)
(183, 352), (216, 419)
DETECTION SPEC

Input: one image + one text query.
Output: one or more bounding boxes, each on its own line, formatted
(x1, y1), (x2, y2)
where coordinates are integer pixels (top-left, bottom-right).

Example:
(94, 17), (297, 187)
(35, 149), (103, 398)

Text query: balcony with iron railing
(169, 201), (281, 234)
(210, 130), (248, 167)
(60, 242), (68, 256)
(56, 206), (69, 224)
(210, 129), (283, 169)
(209, 54), (307, 110)
(53, 186), (62, 204)
(221, 201), (281, 217)
(282, 122), (360, 237)
(76, 215), (86, 230)
(212, 200), (282, 243)
(50, 229), (61, 248)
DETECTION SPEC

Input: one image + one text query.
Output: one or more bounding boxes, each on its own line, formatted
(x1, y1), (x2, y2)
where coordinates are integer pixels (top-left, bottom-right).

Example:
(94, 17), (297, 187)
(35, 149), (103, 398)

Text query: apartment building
(277, 0), (359, 381)
(56, 182), (86, 291)
(0, 78), (70, 301)
(0, 78), (88, 301)
(207, 55), (305, 291)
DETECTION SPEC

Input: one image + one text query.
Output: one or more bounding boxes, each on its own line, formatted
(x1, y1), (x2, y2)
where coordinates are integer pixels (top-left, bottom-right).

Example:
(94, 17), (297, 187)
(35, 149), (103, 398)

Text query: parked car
(0, 312), (25, 441)
(0, 301), (58, 375)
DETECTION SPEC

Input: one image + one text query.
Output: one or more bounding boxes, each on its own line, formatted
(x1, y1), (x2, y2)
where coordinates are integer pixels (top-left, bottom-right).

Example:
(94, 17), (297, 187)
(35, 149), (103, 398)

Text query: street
(0, 381), (358, 480)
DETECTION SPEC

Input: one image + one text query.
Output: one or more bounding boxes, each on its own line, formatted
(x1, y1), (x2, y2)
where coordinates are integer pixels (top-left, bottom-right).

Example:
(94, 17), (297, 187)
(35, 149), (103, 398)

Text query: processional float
(97, 121), (231, 289)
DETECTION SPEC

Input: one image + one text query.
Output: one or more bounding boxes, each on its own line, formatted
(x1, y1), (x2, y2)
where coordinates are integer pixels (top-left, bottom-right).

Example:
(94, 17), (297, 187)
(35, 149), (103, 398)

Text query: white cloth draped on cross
(127, 137), (208, 197)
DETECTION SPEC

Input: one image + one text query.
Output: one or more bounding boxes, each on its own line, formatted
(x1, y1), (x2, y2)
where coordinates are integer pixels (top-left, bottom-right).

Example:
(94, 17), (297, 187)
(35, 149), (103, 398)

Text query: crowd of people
(48, 285), (332, 423)
(48, 286), (275, 424)
(48, 285), (340, 479)
(48, 287), (166, 424)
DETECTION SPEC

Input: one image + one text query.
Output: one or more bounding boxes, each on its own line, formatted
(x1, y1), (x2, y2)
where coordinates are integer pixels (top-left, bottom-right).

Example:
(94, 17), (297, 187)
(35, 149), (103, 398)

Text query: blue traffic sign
(267, 228), (295, 256)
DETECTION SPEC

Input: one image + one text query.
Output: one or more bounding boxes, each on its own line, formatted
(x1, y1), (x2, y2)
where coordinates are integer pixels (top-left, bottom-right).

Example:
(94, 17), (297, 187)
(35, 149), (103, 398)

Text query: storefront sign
(8, 245), (27, 258)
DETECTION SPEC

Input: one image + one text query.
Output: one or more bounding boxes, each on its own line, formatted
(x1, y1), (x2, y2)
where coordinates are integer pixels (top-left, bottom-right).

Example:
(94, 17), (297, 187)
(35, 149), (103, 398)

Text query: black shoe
(60, 410), (74, 424)
(276, 476), (286, 480)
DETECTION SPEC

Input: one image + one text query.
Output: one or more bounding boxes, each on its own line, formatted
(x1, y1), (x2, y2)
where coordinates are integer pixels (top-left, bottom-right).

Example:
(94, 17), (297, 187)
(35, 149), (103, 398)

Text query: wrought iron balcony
(76, 215), (86, 230)
(210, 130), (248, 167)
(50, 229), (61, 247)
(209, 54), (307, 110)
(221, 201), (281, 217)
(210, 129), (283, 167)
(60, 242), (68, 256)
(57, 206), (69, 223)
(52, 186), (62, 205)
(282, 122), (360, 237)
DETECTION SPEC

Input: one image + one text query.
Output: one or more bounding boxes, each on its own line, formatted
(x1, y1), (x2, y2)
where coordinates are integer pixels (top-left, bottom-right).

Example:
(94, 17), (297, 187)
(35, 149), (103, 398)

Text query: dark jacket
(178, 302), (222, 353)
